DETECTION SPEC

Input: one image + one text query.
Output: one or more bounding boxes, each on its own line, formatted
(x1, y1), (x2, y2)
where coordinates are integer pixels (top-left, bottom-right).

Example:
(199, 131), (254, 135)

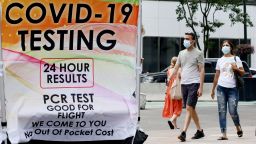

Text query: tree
(176, 0), (253, 57)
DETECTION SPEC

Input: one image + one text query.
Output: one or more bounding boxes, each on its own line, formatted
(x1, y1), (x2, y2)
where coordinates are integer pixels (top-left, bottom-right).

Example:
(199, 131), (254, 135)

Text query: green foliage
(176, 0), (254, 57)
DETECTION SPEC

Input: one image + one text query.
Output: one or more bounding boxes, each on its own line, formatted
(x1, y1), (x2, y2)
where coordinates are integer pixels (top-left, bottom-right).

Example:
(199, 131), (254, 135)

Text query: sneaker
(191, 129), (205, 139)
(178, 131), (186, 142)
(167, 121), (174, 129)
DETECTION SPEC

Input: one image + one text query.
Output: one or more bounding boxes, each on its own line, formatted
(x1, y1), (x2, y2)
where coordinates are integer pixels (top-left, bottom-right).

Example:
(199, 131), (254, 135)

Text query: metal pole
(132, 0), (142, 143)
(243, 0), (247, 44)
(136, 0), (142, 124)
(0, 5), (8, 144)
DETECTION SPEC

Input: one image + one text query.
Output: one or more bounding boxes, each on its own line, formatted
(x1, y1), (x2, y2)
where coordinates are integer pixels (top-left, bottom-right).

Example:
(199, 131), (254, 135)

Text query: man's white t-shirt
(216, 56), (243, 88)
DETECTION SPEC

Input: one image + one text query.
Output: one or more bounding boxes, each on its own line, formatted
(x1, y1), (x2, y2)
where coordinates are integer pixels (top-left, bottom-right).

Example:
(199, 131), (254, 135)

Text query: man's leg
(191, 107), (201, 130)
(178, 85), (189, 142)
(187, 83), (204, 139)
(182, 105), (192, 132)
(182, 105), (201, 132)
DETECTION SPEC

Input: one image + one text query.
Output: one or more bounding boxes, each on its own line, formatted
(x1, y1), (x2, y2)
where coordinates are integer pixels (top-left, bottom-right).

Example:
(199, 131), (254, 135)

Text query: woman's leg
(170, 114), (178, 128)
(227, 88), (242, 135)
(170, 100), (182, 128)
(217, 86), (228, 137)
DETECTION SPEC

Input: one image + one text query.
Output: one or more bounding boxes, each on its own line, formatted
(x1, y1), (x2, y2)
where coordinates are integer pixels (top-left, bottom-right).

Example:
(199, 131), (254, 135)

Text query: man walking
(170, 32), (205, 142)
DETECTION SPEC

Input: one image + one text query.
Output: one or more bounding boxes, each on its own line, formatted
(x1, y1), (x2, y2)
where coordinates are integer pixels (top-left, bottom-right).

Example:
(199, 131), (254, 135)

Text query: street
(140, 101), (256, 144)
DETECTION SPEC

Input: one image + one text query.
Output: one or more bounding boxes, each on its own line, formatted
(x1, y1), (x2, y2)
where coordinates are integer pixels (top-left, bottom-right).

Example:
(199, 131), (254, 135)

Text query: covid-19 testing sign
(1, 0), (139, 143)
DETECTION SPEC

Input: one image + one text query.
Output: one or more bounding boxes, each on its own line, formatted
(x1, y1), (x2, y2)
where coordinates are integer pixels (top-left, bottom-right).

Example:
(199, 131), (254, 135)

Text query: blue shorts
(181, 83), (200, 109)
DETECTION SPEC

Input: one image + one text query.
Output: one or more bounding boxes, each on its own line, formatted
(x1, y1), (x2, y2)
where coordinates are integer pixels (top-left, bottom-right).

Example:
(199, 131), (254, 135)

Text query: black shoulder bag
(234, 56), (244, 89)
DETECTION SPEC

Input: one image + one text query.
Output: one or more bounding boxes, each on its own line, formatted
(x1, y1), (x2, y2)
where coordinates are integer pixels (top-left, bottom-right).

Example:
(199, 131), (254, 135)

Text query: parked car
(250, 68), (256, 77)
(140, 69), (167, 83)
(141, 58), (252, 83)
(204, 58), (218, 83)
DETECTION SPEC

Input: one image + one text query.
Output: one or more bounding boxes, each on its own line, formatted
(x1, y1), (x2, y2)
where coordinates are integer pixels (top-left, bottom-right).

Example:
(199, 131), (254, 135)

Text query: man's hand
(197, 87), (203, 97)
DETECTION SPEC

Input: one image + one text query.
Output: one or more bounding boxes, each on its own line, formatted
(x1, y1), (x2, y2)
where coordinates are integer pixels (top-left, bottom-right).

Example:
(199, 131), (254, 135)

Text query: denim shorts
(181, 83), (200, 109)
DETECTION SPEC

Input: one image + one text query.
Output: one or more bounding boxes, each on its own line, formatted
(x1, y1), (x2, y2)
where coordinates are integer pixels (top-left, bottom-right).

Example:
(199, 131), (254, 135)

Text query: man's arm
(168, 63), (180, 81)
(197, 63), (205, 97)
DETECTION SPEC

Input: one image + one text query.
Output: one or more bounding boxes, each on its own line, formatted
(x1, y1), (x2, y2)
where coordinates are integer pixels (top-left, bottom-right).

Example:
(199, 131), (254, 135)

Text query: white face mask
(222, 46), (231, 54)
(183, 40), (191, 48)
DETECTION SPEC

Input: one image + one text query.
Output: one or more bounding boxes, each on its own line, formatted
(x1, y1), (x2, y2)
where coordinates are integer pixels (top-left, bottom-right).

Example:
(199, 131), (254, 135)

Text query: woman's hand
(211, 89), (215, 100)
(231, 63), (239, 72)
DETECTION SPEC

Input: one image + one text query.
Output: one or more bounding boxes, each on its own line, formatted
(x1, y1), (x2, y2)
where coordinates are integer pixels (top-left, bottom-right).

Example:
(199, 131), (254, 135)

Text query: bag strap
(234, 56), (237, 62)
(233, 56), (241, 76)
(234, 56), (239, 66)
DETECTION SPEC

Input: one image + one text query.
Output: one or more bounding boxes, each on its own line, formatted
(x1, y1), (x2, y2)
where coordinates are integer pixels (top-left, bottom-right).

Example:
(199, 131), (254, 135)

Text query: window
(159, 37), (180, 71)
(208, 38), (220, 58)
(142, 37), (158, 73)
(143, 37), (251, 73)
(142, 37), (181, 73)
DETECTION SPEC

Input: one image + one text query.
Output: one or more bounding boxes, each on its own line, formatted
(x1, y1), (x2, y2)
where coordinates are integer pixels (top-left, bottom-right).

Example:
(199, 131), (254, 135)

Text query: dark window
(142, 37), (181, 73)
(143, 37), (252, 73)
(159, 37), (180, 71)
(143, 37), (158, 73)
(208, 39), (220, 58)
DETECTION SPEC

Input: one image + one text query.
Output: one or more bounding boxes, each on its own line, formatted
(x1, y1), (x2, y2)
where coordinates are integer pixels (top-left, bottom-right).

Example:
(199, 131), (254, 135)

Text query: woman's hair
(171, 57), (178, 65)
(221, 40), (235, 55)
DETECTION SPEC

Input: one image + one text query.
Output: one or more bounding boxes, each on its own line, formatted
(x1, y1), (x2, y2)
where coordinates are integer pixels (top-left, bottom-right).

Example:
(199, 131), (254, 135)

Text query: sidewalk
(140, 102), (256, 144)
(144, 126), (256, 144)
(140, 83), (256, 144)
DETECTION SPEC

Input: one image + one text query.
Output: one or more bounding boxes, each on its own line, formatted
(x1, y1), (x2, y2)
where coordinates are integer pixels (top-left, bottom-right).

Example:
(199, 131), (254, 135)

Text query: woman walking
(211, 40), (244, 140)
(162, 57), (182, 129)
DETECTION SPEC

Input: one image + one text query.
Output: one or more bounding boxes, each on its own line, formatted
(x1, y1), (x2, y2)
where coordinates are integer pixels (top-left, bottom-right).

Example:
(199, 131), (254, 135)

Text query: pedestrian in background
(170, 32), (205, 142)
(162, 57), (182, 129)
(211, 40), (244, 140)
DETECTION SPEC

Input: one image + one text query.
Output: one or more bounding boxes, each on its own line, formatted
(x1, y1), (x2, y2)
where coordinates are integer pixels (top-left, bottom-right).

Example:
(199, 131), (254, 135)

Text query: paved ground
(140, 101), (256, 144)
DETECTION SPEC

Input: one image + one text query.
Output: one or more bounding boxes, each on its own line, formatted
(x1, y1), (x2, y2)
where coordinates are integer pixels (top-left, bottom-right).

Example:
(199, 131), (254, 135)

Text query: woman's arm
(231, 64), (245, 76)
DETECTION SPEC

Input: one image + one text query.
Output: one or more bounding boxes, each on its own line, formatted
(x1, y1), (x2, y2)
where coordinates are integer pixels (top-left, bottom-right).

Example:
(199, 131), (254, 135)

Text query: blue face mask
(183, 40), (191, 49)
(222, 46), (231, 54)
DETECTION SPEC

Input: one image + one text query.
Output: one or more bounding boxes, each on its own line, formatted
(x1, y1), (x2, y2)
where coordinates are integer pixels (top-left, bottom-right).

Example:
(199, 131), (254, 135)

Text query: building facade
(142, 0), (256, 73)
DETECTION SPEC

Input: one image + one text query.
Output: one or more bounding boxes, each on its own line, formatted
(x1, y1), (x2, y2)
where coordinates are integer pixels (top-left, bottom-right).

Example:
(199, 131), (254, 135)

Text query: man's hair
(185, 32), (196, 40)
